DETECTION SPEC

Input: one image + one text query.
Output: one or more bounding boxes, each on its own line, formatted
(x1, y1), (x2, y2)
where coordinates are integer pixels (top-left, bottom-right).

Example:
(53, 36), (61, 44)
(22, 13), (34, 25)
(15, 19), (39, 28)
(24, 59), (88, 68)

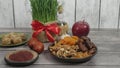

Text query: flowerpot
(34, 22), (69, 43)
(33, 21), (58, 43)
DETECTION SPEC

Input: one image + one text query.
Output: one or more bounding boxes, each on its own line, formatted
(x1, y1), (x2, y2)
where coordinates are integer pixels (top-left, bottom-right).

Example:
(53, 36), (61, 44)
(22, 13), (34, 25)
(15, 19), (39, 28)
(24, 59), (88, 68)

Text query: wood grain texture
(1, 0), (120, 29)
(76, 0), (100, 28)
(119, 3), (120, 29)
(13, 0), (32, 28)
(100, 0), (119, 28)
(0, 30), (120, 53)
(57, 0), (75, 28)
(0, 65), (120, 68)
(0, 29), (119, 67)
(0, 0), (14, 28)
(1, 51), (120, 65)
(36, 52), (120, 65)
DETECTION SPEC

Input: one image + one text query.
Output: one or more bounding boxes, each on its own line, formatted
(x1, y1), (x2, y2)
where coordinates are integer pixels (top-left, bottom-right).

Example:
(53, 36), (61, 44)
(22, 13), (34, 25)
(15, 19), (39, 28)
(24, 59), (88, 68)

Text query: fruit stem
(83, 19), (85, 23)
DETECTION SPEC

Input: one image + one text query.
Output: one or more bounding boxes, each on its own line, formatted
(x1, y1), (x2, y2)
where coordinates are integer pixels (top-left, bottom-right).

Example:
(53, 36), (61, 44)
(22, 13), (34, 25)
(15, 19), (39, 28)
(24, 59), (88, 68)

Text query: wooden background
(0, 0), (120, 29)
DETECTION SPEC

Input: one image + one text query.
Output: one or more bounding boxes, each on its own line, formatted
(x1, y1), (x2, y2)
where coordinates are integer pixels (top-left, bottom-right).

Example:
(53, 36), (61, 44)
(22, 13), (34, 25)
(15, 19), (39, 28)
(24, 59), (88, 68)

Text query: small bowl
(4, 49), (39, 66)
(48, 44), (97, 63)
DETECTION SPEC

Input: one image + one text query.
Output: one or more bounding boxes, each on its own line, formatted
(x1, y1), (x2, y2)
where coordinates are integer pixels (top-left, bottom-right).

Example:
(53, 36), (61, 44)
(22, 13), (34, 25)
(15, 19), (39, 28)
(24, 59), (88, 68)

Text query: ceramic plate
(0, 33), (30, 47)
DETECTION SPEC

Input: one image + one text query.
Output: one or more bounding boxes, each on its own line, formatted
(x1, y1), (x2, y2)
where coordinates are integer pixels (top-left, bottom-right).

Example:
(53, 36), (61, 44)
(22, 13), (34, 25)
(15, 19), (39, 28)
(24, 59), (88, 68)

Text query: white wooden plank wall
(76, 0), (100, 28)
(14, 0), (32, 28)
(0, 0), (14, 28)
(58, 0), (75, 28)
(0, 0), (120, 29)
(100, 0), (119, 28)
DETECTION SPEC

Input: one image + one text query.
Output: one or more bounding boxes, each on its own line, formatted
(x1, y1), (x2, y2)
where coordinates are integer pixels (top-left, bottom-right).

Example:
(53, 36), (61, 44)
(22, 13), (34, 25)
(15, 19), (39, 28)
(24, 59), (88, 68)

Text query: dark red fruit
(72, 20), (90, 37)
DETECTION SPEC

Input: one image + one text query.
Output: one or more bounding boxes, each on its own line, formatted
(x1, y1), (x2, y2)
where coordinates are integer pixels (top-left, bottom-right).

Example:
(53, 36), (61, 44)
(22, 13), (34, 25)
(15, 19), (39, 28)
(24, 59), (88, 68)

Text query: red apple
(72, 20), (90, 37)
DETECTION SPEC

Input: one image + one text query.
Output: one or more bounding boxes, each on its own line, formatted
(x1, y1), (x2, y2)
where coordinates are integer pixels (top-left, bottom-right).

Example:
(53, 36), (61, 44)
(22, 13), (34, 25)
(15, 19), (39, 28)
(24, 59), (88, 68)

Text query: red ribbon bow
(31, 20), (60, 42)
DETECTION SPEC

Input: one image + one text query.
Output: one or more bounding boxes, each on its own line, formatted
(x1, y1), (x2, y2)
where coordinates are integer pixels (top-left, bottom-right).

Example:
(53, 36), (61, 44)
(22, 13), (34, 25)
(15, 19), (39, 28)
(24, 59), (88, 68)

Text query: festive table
(0, 28), (120, 68)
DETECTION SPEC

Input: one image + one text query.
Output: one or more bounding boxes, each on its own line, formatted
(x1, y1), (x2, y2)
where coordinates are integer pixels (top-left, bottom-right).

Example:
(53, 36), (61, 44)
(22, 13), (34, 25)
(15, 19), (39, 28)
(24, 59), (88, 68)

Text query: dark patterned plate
(48, 44), (97, 63)
(4, 49), (39, 67)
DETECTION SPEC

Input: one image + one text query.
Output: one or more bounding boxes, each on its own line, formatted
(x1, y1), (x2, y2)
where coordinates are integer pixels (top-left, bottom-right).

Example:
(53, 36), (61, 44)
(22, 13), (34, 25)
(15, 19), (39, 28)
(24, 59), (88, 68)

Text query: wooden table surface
(0, 28), (120, 68)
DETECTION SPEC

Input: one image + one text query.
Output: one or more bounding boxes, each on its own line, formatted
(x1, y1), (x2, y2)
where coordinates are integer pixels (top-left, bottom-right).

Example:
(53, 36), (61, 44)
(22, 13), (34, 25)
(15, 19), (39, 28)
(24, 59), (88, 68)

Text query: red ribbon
(31, 20), (60, 42)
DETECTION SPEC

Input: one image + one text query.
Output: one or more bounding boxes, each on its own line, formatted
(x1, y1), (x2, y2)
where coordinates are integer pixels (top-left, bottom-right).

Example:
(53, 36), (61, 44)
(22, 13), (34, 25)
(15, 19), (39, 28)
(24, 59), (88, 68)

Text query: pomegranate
(28, 38), (44, 54)
(72, 20), (90, 37)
